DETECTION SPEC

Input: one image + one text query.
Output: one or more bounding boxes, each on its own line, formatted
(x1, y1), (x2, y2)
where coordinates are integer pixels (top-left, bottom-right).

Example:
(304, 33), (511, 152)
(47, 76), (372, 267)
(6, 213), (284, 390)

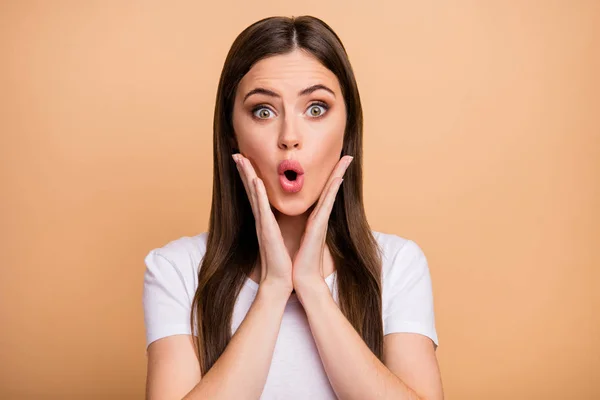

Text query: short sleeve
(382, 239), (439, 347)
(142, 249), (194, 349)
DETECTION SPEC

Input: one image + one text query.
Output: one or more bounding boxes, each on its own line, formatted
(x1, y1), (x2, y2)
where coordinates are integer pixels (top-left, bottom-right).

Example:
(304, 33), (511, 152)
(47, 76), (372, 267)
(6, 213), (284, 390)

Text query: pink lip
(277, 159), (305, 175)
(279, 174), (304, 193)
(278, 159), (305, 193)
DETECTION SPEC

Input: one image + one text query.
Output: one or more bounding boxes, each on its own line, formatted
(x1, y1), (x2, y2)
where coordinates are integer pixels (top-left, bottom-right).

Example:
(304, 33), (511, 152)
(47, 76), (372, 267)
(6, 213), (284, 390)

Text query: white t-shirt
(143, 230), (438, 399)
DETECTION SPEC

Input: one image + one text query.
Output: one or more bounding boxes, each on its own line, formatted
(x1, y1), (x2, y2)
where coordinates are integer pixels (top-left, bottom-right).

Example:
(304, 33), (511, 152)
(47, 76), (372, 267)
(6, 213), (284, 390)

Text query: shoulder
(143, 232), (209, 295)
(372, 230), (427, 282)
(372, 230), (432, 303)
(142, 232), (208, 348)
(145, 232), (209, 265)
(373, 230), (438, 343)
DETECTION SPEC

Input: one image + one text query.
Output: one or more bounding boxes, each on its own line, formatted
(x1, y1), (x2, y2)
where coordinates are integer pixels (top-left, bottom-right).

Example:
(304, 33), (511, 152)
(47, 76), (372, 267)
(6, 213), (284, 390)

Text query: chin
(271, 196), (314, 217)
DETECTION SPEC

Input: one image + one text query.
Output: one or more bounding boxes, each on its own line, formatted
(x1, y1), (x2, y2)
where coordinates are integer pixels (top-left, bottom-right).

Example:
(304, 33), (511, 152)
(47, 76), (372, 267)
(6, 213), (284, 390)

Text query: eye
(252, 106), (275, 120)
(305, 102), (329, 118)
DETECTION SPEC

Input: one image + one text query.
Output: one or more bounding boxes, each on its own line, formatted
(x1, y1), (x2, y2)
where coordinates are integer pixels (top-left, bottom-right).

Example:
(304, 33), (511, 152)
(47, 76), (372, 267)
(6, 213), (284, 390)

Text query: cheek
(233, 128), (273, 179)
(309, 121), (344, 161)
(307, 140), (343, 195)
(237, 139), (273, 181)
(233, 112), (271, 154)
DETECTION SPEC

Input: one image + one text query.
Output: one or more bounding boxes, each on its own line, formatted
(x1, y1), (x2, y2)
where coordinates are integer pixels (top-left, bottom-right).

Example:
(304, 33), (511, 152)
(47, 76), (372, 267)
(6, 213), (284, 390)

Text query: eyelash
(251, 101), (330, 120)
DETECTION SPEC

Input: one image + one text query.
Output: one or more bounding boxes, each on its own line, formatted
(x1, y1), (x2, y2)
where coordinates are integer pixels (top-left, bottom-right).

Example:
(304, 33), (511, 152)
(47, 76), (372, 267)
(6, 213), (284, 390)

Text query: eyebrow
(243, 84), (336, 103)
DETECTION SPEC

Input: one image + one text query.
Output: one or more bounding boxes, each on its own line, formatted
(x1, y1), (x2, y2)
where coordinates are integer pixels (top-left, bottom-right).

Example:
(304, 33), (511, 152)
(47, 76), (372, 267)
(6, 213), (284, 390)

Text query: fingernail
(232, 154), (238, 164)
(346, 156), (354, 167)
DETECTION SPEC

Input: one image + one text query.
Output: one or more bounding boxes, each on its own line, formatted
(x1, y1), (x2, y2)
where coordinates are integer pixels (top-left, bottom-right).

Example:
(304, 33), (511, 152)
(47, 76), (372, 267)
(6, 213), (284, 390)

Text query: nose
(278, 116), (302, 150)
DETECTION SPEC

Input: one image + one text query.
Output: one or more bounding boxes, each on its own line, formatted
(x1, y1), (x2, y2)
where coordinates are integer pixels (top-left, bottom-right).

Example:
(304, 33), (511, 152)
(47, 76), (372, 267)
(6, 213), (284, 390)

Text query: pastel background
(1, 1), (598, 399)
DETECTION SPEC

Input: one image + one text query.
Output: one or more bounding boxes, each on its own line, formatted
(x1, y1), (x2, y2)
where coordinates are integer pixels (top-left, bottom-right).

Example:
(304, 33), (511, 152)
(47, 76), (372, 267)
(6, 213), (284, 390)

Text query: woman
(143, 15), (443, 399)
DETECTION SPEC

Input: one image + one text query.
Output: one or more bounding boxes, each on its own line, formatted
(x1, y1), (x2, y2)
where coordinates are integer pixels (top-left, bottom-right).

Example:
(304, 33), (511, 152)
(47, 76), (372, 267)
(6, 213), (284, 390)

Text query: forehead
(237, 50), (341, 95)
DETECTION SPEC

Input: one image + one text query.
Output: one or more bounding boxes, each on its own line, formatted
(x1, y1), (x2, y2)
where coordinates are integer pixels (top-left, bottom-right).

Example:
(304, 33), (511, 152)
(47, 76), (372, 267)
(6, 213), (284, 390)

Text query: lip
(279, 174), (304, 193)
(277, 159), (305, 176)
(277, 159), (305, 193)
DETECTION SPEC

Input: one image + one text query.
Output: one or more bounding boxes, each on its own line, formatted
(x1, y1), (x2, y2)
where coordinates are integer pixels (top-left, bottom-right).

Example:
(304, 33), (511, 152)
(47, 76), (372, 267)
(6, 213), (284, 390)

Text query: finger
(234, 157), (264, 254)
(254, 177), (274, 226)
(311, 177), (338, 221)
(253, 178), (271, 251)
(313, 156), (353, 217)
(314, 177), (343, 227)
(233, 155), (259, 218)
(315, 156), (352, 212)
(233, 156), (263, 250)
(253, 177), (289, 277)
(251, 177), (266, 265)
(254, 177), (282, 243)
(238, 154), (261, 183)
(238, 155), (265, 215)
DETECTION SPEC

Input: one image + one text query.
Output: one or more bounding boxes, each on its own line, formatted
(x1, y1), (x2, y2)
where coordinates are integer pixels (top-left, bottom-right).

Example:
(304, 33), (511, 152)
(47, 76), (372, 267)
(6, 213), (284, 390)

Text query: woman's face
(232, 49), (347, 217)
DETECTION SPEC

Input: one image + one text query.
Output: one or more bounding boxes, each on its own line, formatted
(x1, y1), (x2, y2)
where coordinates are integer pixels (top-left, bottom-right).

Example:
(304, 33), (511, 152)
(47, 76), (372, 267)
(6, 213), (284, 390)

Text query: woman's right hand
(232, 153), (294, 294)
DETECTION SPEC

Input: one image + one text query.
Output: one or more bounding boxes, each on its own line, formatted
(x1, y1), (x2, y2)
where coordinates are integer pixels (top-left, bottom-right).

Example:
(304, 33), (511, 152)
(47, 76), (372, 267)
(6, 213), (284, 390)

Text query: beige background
(1, 1), (598, 399)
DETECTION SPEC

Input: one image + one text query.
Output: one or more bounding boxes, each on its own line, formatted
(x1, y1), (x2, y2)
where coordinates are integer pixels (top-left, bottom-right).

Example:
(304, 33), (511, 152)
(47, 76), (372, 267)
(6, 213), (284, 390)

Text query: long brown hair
(190, 15), (383, 375)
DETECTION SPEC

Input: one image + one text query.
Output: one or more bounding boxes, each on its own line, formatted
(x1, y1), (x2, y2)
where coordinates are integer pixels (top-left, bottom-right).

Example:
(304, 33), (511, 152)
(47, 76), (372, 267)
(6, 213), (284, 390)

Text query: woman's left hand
(292, 155), (353, 296)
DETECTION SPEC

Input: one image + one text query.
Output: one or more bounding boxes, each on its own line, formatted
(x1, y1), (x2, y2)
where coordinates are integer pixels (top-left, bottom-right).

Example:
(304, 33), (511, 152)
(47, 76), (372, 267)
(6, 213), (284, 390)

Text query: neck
(248, 204), (315, 285)
(273, 205), (314, 260)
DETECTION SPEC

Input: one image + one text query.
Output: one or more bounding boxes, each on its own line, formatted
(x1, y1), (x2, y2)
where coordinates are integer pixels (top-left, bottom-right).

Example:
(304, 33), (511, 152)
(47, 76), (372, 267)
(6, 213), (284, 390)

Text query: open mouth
(284, 170), (298, 181)
(278, 159), (305, 193)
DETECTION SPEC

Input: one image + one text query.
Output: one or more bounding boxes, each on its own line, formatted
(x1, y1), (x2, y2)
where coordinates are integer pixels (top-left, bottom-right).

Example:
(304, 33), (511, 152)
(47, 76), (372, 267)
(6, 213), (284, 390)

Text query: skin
(145, 48), (443, 400)
(231, 49), (347, 286)
(231, 49), (443, 398)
